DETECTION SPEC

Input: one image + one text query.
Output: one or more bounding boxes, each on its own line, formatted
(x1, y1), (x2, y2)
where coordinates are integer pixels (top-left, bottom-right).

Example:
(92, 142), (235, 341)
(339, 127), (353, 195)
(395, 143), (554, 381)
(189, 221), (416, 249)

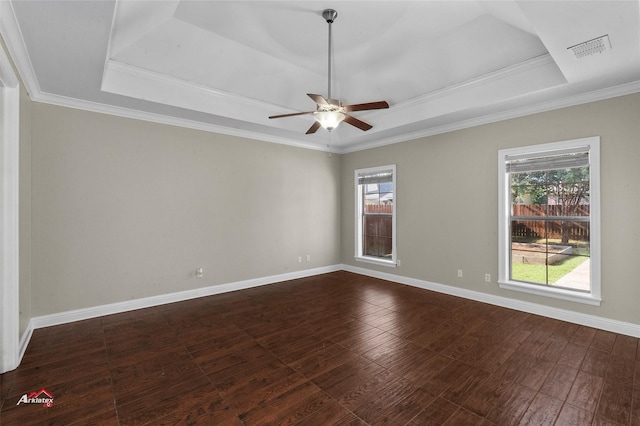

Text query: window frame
(354, 164), (397, 268)
(498, 137), (601, 306)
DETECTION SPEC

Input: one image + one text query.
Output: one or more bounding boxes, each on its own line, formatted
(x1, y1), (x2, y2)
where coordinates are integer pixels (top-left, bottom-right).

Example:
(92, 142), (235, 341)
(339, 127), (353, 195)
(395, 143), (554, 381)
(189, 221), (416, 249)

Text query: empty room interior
(1, 1), (639, 425)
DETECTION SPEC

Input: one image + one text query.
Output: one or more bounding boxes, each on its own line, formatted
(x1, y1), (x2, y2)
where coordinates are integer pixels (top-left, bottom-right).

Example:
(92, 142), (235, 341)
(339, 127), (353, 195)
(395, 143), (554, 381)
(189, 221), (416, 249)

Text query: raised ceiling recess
(2, 1), (640, 152)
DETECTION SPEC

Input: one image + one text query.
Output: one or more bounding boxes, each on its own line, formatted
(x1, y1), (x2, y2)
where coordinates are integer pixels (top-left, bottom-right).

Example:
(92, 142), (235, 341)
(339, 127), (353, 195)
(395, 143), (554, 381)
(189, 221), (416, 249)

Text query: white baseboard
(19, 263), (639, 364)
(342, 264), (640, 338)
(29, 265), (342, 330)
(16, 323), (33, 367)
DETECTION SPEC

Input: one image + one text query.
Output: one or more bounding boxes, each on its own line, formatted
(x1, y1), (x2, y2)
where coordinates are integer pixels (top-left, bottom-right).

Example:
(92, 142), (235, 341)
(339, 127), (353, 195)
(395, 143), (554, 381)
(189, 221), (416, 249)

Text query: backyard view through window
(499, 137), (600, 305)
(509, 152), (590, 290)
(355, 165), (396, 267)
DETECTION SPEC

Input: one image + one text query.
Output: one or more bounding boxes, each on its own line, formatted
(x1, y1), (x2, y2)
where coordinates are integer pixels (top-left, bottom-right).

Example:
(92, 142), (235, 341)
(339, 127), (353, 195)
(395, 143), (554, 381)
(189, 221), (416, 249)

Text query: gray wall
(30, 104), (341, 316)
(341, 93), (640, 325)
(20, 84), (640, 327)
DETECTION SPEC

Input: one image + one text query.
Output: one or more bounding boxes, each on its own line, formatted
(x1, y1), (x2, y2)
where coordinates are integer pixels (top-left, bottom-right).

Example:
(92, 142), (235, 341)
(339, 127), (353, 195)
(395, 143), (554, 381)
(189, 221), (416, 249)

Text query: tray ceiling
(1, 1), (639, 152)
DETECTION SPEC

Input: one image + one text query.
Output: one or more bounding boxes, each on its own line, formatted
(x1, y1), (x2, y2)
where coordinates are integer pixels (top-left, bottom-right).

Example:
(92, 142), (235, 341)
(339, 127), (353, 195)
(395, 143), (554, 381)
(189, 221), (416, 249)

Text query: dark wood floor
(1, 271), (639, 425)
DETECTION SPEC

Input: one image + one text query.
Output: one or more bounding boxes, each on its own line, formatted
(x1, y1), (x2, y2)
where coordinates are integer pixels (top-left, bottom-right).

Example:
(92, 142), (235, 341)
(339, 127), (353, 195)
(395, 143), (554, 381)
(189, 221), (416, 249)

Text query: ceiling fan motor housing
(267, 8), (389, 134)
(321, 99), (342, 110)
(323, 9), (337, 23)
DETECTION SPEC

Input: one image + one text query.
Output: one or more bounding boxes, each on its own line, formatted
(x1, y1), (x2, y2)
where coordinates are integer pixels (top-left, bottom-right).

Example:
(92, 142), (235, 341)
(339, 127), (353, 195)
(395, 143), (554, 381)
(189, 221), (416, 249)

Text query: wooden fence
(364, 204), (393, 214)
(512, 204), (590, 241)
(363, 204), (393, 257)
(360, 203), (590, 253)
(512, 205), (589, 217)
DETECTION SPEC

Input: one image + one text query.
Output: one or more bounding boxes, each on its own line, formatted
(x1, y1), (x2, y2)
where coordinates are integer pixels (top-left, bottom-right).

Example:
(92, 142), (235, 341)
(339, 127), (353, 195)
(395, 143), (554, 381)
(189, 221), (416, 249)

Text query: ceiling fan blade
(269, 111), (315, 119)
(306, 121), (321, 134)
(343, 114), (373, 131)
(343, 101), (389, 112)
(307, 94), (330, 107)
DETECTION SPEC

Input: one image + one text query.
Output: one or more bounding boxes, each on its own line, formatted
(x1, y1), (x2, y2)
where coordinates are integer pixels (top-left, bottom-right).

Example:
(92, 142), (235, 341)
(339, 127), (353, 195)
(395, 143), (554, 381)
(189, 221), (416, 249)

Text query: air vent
(568, 35), (611, 59)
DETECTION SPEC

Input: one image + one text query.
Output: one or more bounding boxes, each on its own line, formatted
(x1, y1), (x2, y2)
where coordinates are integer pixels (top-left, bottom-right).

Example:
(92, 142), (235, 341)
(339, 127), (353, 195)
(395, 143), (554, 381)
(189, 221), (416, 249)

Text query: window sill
(355, 256), (397, 268)
(498, 280), (601, 306)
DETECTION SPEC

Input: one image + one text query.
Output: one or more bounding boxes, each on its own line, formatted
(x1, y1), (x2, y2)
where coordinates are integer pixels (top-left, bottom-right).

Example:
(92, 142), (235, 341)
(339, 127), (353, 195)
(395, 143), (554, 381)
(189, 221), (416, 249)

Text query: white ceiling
(1, 1), (639, 152)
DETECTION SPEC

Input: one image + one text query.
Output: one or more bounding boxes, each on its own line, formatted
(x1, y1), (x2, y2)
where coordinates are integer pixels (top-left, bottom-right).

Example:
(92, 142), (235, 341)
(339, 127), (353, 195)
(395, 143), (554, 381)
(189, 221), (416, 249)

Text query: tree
(545, 167), (589, 244)
(511, 167), (589, 244)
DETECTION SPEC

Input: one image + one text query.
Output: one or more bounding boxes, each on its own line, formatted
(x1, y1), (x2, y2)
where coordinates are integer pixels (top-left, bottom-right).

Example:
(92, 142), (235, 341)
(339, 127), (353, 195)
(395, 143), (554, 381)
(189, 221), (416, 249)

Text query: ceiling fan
(269, 9), (389, 134)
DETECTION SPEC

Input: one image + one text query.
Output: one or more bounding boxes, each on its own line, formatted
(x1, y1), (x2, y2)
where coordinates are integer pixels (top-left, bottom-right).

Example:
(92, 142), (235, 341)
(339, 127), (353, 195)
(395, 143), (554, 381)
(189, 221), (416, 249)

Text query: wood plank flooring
(1, 271), (639, 425)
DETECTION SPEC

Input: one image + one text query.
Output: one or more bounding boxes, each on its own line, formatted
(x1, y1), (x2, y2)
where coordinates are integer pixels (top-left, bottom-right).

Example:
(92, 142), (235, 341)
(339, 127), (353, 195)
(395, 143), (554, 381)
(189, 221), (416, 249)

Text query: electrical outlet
(298, 256), (302, 263)
(306, 254), (311, 262)
(457, 269), (463, 278)
(196, 267), (203, 278)
(396, 259), (401, 267)
(485, 273), (491, 282)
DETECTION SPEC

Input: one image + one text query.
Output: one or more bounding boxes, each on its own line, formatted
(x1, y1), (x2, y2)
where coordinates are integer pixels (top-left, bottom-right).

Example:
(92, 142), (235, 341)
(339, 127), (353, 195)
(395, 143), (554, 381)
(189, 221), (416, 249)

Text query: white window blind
(357, 171), (393, 185)
(506, 147), (589, 173)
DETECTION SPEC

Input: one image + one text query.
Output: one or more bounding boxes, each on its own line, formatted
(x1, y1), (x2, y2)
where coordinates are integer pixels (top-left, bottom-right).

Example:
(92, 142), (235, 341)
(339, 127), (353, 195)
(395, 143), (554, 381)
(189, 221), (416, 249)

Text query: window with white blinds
(498, 137), (601, 305)
(355, 165), (397, 267)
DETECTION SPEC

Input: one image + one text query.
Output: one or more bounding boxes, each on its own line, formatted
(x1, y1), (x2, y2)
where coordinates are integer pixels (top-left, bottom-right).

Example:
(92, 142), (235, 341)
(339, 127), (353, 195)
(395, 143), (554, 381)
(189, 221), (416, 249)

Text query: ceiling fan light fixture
(267, 8), (388, 134)
(314, 110), (345, 131)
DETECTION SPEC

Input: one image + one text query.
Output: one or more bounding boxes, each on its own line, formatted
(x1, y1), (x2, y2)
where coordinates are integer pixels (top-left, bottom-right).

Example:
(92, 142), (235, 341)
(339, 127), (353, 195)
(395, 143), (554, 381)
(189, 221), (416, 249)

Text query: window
(355, 165), (397, 267)
(498, 137), (600, 305)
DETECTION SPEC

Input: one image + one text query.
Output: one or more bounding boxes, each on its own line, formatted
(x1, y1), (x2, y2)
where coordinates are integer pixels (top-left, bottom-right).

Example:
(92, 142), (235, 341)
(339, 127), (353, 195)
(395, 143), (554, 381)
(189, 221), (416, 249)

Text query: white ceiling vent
(568, 35), (611, 59)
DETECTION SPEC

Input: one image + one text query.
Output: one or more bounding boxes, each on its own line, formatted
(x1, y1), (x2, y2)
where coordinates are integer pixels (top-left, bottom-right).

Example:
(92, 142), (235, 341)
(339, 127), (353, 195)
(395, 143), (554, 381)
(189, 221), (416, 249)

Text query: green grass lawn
(511, 255), (588, 285)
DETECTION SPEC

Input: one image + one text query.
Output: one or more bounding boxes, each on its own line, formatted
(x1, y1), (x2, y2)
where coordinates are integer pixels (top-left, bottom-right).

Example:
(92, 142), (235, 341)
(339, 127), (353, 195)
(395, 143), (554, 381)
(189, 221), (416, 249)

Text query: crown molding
(2, 0), (639, 155)
(22, 77), (640, 156)
(392, 54), (559, 112)
(340, 79), (640, 153)
(102, 60), (290, 122)
(0, 1), (40, 97)
(34, 89), (336, 153)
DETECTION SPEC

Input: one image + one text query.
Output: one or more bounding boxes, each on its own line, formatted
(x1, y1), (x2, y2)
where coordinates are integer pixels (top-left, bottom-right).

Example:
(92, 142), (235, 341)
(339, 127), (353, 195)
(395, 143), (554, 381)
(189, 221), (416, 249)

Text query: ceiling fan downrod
(267, 8), (389, 134)
(323, 9), (338, 101)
